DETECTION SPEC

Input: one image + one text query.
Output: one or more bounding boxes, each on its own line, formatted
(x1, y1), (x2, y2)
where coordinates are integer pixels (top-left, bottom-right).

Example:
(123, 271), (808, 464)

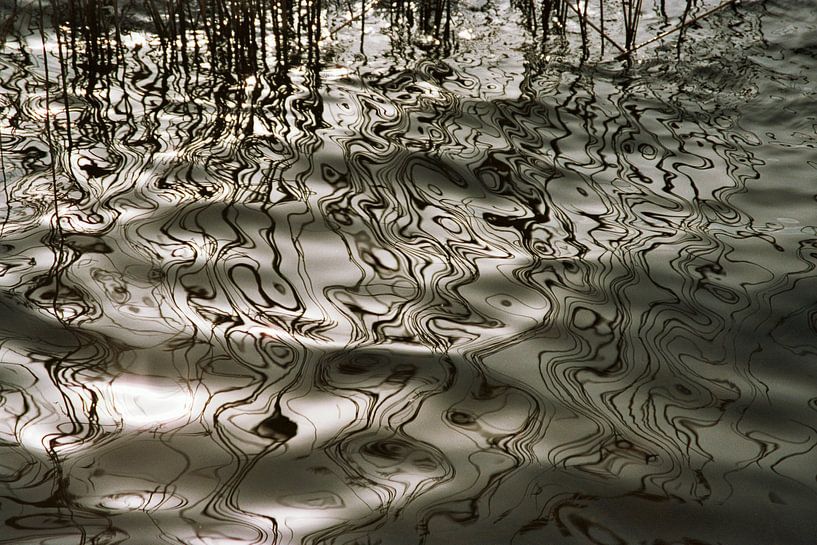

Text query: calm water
(1, 0), (816, 543)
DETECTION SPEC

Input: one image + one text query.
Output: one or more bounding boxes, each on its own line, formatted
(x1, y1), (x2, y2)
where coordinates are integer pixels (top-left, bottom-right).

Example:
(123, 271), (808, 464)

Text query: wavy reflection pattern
(1, 1), (817, 544)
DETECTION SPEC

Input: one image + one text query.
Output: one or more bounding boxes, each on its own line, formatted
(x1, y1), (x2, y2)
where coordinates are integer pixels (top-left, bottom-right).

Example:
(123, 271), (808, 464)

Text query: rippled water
(1, 0), (817, 543)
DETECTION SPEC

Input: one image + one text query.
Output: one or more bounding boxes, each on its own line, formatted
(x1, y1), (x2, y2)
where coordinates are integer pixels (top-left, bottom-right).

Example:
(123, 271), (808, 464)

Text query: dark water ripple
(1, 0), (817, 543)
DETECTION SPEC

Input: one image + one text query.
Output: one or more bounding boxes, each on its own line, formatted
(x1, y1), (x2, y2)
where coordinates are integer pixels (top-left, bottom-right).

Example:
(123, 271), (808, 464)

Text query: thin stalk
(330, 0), (381, 36)
(577, 0), (588, 53)
(599, 0), (604, 56)
(615, 0), (738, 59)
(55, 23), (73, 152)
(360, 0), (365, 55)
(677, 0), (693, 56)
(541, 0), (550, 38)
(565, 0), (625, 53)
(622, 0), (643, 50)
(0, 111), (8, 238)
(37, 1), (66, 323)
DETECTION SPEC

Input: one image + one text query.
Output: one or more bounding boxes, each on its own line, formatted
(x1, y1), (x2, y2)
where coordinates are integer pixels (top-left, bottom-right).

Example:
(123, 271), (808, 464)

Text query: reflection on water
(1, 0), (817, 543)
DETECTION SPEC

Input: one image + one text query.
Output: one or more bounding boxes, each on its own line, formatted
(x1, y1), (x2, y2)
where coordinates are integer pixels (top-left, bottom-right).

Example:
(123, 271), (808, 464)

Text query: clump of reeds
(60, 0), (453, 66)
(511, 0), (567, 41)
(47, 0), (325, 74)
(373, 0), (452, 53)
(13, 0), (734, 73)
(54, 0), (121, 76)
(522, 0), (727, 60)
(140, 0), (324, 71)
(413, 0), (451, 44)
(540, 0), (567, 40)
(621, 0), (643, 50)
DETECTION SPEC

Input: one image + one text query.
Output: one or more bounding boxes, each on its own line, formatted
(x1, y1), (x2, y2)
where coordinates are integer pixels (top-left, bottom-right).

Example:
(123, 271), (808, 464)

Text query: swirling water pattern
(0, 0), (817, 543)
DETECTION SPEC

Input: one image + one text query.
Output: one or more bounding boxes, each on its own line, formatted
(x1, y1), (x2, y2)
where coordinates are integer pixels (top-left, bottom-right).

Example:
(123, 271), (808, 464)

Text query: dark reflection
(1, 0), (817, 544)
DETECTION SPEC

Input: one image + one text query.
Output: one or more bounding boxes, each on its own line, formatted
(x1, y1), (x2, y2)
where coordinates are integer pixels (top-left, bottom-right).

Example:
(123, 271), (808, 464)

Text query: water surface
(1, 0), (817, 543)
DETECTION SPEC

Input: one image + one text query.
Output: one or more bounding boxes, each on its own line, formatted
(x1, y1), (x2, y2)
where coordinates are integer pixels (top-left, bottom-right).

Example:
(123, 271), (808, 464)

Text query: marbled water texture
(0, 0), (816, 543)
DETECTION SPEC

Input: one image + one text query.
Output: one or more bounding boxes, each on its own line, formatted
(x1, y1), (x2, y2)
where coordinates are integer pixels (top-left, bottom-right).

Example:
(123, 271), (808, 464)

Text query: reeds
(621, 0), (643, 50)
(9, 0), (737, 70)
(45, 0), (322, 74)
(40, 0), (462, 72)
(523, 0), (738, 60)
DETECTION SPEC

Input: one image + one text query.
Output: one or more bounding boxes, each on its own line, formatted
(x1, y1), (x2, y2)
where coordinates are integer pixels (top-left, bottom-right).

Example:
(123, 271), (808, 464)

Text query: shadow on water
(1, 0), (817, 543)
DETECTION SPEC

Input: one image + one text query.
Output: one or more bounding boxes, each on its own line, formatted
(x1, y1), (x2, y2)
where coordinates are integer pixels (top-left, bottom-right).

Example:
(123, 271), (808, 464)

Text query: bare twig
(615, 0), (739, 59)
(331, 0), (382, 36)
(564, 0), (626, 53)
